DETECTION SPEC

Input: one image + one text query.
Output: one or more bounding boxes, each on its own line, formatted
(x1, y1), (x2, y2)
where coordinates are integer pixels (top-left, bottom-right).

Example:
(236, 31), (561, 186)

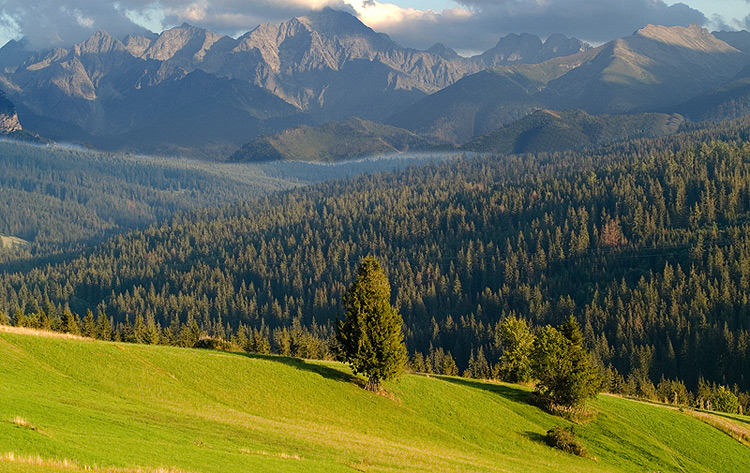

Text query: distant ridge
(461, 109), (684, 154)
(230, 117), (435, 163)
(391, 24), (750, 144)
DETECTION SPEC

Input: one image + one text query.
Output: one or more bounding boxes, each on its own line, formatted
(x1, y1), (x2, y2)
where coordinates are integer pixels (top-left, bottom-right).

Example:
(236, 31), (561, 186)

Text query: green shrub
(194, 337), (233, 351)
(546, 426), (588, 457)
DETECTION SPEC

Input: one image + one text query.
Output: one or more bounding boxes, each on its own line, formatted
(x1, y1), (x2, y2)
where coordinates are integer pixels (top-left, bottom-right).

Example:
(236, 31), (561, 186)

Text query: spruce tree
(96, 311), (112, 341)
(82, 310), (96, 338)
(337, 257), (406, 391)
(133, 314), (147, 344)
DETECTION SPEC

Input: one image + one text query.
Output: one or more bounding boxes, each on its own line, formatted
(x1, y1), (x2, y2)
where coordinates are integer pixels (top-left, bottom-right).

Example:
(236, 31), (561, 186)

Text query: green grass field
(1, 327), (748, 473)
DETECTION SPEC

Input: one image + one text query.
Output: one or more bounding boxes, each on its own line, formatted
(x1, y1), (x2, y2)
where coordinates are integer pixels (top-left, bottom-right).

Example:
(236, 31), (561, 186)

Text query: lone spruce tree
(337, 257), (406, 391)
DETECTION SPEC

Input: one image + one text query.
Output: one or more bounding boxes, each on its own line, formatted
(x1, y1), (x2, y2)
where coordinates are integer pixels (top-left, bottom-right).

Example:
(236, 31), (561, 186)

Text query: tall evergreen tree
(337, 257), (406, 391)
(96, 311), (112, 341)
(81, 309), (96, 338)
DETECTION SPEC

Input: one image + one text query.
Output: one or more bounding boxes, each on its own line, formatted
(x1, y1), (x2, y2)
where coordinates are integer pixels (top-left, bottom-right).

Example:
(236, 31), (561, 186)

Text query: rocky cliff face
(0, 91), (22, 133)
(0, 113), (21, 133)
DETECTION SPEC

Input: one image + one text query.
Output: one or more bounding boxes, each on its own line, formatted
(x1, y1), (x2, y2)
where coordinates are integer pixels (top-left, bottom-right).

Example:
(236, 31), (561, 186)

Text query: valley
(2, 3), (750, 471)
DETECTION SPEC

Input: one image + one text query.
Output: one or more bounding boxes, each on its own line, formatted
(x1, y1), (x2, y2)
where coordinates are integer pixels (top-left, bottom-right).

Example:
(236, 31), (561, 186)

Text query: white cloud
(0, 0), (710, 52)
(369, 0), (708, 51)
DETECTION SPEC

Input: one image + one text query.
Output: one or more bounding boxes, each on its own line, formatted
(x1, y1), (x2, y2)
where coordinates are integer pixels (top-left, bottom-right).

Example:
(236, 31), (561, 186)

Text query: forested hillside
(461, 110), (684, 155)
(3, 118), (750, 397)
(0, 141), (299, 265)
(0, 140), (440, 265)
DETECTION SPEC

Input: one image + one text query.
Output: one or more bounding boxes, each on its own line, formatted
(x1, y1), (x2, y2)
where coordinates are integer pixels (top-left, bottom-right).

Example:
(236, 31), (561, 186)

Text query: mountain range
(0, 8), (749, 159)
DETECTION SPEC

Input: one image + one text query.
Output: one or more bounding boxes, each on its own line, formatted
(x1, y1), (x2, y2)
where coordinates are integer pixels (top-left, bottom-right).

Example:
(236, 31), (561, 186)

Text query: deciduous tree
(498, 315), (534, 383)
(532, 317), (600, 407)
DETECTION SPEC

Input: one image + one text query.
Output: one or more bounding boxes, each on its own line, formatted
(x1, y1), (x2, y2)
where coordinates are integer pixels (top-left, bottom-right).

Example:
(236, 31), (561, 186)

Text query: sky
(0, 0), (748, 54)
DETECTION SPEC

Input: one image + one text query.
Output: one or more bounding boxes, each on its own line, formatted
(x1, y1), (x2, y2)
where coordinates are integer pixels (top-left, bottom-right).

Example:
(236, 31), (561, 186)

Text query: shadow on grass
(437, 376), (532, 406)
(525, 431), (549, 445)
(236, 352), (363, 387)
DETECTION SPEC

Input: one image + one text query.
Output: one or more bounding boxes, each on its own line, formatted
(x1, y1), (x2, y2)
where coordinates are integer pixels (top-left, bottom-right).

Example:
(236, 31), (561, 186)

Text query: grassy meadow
(1, 327), (749, 473)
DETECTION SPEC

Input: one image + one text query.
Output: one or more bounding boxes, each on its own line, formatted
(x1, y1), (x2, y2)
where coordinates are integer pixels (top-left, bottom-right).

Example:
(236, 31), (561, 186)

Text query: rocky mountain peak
(494, 33), (543, 61)
(542, 34), (590, 57)
(427, 43), (460, 61)
(73, 30), (126, 56)
(475, 32), (589, 67)
(297, 8), (376, 38)
(634, 24), (739, 53)
(142, 24), (226, 62)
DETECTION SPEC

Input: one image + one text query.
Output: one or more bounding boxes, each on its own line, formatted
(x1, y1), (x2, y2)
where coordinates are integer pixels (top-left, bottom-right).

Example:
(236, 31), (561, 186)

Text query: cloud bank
(0, 0), (353, 49)
(361, 0), (708, 52)
(0, 0), (711, 53)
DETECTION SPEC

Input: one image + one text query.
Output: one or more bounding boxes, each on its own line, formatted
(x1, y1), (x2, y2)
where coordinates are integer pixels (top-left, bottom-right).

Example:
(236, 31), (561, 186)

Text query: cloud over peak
(0, 0), (710, 53)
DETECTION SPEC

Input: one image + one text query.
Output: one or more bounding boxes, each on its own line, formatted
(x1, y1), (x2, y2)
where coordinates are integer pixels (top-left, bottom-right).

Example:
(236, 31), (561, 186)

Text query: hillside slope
(230, 117), (435, 162)
(1, 328), (749, 473)
(461, 109), (684, 154)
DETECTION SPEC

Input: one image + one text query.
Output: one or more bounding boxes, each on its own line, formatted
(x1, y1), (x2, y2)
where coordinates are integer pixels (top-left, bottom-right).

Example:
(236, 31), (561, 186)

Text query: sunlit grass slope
(1, 328), (749, 473)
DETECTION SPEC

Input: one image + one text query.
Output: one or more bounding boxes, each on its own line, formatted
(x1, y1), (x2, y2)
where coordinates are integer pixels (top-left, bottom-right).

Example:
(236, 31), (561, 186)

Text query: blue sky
(0, 0), (748, 53)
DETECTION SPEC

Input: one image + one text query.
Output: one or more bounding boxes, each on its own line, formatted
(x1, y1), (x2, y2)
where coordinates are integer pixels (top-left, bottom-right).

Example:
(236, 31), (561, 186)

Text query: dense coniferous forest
(3, 119), (750, 408)
(0, 140), (438, 266)
(0, 141), (292, 264)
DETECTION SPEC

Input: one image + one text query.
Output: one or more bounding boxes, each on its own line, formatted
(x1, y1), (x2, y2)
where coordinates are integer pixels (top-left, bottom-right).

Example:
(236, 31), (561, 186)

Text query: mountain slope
(392, 25), (750, 144)
(676, 60), (750, 122)
(541, 24), (749, 113)
(387, 68), (542, 144)
(462, 109), (684, 154)
(2, 328), (749, 473)
(0, 88), (47, 143)
(231, 117), (435, 162)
